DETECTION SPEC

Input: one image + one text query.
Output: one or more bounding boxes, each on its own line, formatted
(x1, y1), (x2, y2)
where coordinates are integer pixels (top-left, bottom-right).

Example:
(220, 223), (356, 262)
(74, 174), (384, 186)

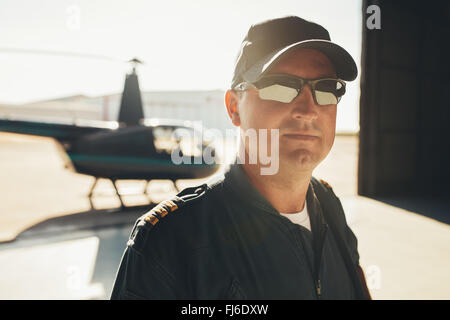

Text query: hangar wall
(359, 0), (450, 196)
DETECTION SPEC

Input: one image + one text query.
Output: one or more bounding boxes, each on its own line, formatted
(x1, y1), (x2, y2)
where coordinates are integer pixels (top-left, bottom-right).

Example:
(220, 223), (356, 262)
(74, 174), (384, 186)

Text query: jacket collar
(222, 163), (327, 231)
(223, 163), (277, 214)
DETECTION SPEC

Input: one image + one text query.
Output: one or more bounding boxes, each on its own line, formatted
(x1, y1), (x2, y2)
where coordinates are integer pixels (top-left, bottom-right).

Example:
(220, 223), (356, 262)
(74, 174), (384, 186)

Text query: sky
(0, 0), (363, 131)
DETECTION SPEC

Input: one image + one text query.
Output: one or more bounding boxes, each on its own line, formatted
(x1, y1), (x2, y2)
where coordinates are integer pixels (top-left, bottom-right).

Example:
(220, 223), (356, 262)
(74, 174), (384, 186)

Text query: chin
(282, 149), (320, 172)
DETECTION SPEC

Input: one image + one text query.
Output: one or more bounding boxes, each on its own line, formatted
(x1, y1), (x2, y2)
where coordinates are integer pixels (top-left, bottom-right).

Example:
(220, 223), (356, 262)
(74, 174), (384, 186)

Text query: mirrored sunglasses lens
(316, 79), (343, 92)
(258, 84), (298, 103)
(315, 79), (344, 105)
(315, 90), (338, 105)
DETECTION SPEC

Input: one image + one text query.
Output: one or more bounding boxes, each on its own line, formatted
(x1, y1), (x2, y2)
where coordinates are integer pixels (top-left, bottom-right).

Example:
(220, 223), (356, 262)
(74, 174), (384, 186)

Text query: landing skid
(87, 177), (180, 209)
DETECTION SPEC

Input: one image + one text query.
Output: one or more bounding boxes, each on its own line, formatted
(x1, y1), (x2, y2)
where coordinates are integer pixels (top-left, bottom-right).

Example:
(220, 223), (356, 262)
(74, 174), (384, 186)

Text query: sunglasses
(235, 74), (346, 106)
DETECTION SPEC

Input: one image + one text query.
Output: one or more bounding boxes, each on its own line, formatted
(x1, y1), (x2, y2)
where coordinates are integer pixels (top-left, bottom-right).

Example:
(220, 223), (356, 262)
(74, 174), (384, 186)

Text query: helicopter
(0, 53), (221, 207)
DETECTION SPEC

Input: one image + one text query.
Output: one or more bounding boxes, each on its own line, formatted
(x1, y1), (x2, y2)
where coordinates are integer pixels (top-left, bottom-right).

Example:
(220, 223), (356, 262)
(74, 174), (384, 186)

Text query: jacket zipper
(314, 224), (328, 299)
(288, 223), (328, 299)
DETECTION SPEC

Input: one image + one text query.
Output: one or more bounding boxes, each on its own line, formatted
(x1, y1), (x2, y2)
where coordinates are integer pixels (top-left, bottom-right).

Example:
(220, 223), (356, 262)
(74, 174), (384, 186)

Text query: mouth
(283, 133), (319, 141)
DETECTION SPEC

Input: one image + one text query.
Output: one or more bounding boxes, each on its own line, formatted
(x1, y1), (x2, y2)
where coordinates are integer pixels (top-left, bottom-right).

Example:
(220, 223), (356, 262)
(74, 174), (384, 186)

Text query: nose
(290, 85), (318, 121)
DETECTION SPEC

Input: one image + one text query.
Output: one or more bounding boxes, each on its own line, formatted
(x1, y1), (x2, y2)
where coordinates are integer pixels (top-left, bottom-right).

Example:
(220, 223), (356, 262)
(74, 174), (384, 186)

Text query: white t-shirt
(279, 200), (311, 232)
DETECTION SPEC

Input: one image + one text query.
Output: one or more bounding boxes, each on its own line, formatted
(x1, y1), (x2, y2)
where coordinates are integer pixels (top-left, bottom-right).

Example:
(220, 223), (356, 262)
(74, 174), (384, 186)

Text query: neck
(241, 161), (312, 213)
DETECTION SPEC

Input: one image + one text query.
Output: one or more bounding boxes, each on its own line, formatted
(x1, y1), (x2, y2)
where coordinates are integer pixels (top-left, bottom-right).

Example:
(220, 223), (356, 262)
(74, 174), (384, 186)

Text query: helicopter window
(153, 126), (179, 154)
(153, 126), (202, 157)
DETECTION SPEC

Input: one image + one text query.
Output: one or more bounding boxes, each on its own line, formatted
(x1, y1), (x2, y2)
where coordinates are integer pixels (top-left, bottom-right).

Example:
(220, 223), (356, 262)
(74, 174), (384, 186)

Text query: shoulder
(311, 176), (334, 193)
(126, 180), (224, 254)
(310, 176), (348, 230)
(139, 184), (208, 229)
(318, 178), (333, 191)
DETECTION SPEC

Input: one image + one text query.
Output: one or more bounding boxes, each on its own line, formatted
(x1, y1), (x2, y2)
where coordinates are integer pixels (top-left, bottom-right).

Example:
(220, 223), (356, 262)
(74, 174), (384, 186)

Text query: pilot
(111, 16), (371, 300)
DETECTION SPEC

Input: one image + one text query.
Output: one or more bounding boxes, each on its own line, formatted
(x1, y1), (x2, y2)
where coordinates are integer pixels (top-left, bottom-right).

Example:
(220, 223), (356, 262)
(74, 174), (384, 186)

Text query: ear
(225, 90), (241, 127)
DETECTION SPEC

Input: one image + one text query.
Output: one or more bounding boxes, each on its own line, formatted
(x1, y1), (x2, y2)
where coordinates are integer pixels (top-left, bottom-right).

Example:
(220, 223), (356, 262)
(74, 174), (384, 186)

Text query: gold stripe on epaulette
(164, 200), (178, 212)
(153, 205), (169, 218)
(142, 199), (179, 226)
(319, 179), (333, 190)
(144, 213), (159, 225)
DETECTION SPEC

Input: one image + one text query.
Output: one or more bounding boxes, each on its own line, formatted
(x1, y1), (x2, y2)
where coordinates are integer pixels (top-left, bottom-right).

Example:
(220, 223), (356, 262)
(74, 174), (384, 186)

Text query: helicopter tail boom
(0, 118), (115, 143)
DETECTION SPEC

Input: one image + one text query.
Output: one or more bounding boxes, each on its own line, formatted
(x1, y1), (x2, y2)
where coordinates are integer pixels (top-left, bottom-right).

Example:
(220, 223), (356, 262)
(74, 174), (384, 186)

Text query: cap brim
(242, 39), (358, 82)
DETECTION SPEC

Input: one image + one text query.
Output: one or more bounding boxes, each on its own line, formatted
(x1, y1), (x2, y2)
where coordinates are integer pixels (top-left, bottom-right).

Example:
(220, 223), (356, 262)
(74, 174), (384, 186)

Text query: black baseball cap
(231, 16), (358, 89)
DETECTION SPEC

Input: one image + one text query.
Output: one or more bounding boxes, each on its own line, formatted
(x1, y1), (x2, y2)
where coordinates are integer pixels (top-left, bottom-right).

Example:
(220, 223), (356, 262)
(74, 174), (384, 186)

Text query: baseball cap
(231, 16), (358, 89)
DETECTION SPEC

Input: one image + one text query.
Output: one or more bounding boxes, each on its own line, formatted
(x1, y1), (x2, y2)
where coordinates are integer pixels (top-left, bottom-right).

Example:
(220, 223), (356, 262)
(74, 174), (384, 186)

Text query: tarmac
(0, 132), (449, 299)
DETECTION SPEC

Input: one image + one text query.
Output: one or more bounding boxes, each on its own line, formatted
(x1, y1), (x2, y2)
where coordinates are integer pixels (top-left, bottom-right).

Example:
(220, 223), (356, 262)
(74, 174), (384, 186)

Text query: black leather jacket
(111, 164), (366, 299)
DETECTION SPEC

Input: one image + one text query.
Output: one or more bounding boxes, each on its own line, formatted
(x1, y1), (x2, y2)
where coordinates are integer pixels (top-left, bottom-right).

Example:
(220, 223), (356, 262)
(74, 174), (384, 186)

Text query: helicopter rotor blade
(0, 47), (126, 63)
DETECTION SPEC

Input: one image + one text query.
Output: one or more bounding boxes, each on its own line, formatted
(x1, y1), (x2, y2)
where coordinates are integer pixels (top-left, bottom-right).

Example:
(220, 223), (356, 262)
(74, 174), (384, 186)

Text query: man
(111, 16), (371, 300)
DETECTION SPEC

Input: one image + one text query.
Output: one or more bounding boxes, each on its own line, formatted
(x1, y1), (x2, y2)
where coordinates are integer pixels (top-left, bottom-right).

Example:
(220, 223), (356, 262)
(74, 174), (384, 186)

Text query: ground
(0, 132), (449, 299)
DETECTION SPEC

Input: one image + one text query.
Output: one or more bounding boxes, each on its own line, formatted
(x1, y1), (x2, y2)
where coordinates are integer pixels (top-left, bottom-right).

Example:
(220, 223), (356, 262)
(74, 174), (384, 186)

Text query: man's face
(230, 48), (338, 174)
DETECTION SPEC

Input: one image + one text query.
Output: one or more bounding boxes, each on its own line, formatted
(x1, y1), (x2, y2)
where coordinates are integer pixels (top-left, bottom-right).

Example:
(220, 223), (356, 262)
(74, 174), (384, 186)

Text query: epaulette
(141, 198), (179, 226)
(142, 183), (209, 226)
(319, 179), (333, 191)
(127, 183), (208, 251)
